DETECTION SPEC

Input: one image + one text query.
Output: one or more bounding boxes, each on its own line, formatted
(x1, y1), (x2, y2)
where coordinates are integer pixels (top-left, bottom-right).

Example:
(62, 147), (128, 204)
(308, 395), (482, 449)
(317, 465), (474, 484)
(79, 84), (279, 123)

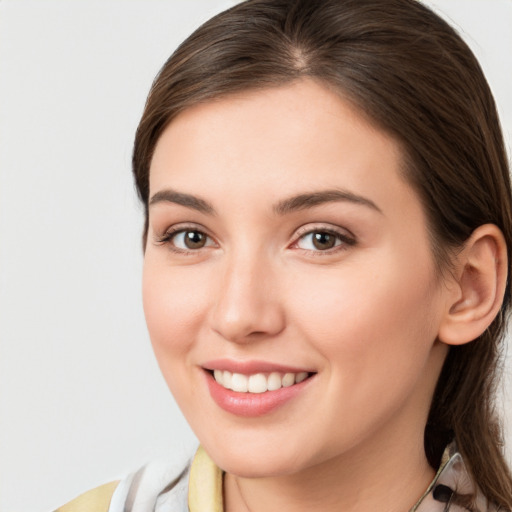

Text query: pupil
(313, 232), (335, 250)
(185, 231), (205, 249)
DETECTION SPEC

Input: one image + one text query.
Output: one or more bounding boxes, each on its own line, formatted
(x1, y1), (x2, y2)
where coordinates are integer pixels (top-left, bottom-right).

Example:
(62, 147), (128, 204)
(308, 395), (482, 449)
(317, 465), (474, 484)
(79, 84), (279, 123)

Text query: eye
(295, 228), (355, 252)
(159, 228), (215, 251)
(174, 230), (210, 249)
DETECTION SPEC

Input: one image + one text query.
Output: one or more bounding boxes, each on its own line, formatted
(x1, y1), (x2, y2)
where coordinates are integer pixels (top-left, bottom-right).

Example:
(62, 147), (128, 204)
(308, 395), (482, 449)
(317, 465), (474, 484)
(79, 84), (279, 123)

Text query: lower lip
(205, 371), (313, 417)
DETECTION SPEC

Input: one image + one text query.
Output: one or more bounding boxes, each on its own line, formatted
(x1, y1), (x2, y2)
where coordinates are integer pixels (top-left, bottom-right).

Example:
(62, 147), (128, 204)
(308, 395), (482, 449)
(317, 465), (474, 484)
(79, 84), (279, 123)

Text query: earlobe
(438, 224), (507, 346)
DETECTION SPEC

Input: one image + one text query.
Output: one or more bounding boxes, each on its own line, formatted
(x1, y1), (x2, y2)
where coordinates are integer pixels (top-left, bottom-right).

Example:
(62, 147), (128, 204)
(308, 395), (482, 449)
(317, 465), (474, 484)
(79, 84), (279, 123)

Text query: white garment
(109, 460), (189, 512)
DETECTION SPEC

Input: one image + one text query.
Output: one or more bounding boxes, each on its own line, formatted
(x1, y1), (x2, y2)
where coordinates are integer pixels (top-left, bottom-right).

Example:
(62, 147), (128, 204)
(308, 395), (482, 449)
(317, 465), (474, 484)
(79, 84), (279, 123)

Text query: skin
(143, 79), (458, 512)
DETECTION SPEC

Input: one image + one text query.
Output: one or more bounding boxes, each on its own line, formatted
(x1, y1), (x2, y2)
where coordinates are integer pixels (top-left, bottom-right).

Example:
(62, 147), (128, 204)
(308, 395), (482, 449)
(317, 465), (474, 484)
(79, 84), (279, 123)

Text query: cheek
(284, 255), (442, 447)
(288, 250), (441, 379)
(142, 257), (208, 365)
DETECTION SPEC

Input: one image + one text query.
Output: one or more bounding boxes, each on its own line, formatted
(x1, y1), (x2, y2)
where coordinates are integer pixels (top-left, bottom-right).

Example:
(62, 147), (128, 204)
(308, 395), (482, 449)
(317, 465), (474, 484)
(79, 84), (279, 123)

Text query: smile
(203, 363), (315, 417)
(213, 370), (309, 393)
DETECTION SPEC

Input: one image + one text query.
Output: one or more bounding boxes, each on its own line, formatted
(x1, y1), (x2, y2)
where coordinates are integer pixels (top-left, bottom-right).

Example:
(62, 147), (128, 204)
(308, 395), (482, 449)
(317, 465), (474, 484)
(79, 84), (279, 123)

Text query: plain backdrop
(0, 1), (511, 510)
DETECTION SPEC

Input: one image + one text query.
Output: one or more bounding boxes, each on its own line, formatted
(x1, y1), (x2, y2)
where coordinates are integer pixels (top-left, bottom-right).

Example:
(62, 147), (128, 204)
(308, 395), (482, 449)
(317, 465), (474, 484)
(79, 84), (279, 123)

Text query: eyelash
(291, 225), (356, 255)
(154, 224), (215, 255)
(154, 224), (356, 255)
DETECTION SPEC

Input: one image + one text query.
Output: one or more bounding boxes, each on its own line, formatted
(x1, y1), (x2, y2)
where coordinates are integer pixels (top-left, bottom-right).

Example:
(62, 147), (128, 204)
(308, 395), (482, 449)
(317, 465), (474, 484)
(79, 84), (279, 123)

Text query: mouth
(210, 369), (311, 393)
(201, 362), (316, 417)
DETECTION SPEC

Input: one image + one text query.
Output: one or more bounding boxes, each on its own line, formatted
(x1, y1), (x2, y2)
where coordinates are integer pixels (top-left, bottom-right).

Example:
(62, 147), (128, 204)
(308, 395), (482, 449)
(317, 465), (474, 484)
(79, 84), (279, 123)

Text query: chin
(214, 452), (304, 478)
(198, 432), (321, 478)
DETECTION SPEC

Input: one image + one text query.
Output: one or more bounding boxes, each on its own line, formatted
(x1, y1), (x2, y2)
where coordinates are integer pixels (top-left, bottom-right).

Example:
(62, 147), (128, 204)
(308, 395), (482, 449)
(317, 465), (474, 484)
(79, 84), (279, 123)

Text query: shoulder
(53, 481), (119, 512)
(54, 458), (192, 512)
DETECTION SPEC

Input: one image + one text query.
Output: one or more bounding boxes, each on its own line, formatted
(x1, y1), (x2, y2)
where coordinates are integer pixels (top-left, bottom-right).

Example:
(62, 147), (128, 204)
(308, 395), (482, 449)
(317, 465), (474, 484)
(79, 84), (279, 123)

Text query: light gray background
(0, 1), (511, 511)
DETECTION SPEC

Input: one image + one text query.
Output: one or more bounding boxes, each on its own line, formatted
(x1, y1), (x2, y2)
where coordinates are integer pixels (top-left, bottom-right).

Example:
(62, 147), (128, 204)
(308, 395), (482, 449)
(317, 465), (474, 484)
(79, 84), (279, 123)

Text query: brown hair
(133, 0), (512, 507)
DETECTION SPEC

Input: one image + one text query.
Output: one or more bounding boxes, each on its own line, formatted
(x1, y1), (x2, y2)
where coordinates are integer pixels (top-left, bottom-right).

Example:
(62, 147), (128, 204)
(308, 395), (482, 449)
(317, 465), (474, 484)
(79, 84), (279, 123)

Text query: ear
(438, 224), (508, 346)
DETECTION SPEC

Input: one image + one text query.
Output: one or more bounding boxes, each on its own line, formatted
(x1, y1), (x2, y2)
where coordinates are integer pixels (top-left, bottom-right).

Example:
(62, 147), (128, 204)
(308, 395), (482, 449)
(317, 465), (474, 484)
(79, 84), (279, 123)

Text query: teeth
(248, 373), (267, 393)
(212, 370), (310, 393)
(296, 371), (308, 383)
(282, 373), (295, 387)
(267, 372), (282, 391)
(231, 373), (248, 392)
(223, 370), (232, 390)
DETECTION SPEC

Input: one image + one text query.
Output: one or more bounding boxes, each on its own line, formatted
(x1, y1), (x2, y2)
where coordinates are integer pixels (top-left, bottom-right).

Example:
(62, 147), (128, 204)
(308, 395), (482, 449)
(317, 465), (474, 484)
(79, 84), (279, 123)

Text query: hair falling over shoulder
(132, 0), (512, 508)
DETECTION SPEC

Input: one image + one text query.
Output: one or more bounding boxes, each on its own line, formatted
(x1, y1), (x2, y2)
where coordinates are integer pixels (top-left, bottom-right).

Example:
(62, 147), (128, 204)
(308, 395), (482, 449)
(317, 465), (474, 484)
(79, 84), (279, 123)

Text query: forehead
(149, 79), (417, 218)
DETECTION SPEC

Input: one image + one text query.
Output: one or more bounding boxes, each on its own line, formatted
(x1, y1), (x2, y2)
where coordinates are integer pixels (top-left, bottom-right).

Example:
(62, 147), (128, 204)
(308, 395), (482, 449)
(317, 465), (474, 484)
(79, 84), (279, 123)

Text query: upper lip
(202, 359), (314, 375)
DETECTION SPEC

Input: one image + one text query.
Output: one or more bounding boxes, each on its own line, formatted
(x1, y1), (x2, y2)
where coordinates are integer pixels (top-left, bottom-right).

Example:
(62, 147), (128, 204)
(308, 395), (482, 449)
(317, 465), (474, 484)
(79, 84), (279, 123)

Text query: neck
(224, 426), (435, 512)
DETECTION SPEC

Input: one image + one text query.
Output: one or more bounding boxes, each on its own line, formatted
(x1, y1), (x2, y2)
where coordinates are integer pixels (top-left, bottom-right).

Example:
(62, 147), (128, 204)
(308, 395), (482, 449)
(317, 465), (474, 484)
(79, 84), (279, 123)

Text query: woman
(57, 0), (512, 510)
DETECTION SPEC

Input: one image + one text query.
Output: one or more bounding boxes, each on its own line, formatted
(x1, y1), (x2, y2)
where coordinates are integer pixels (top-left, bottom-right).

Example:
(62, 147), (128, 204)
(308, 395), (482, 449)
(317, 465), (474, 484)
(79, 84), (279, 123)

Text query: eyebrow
(148, 188), (382, 216)
(273, 189), (382, 215)
(149, 189), (216, 215)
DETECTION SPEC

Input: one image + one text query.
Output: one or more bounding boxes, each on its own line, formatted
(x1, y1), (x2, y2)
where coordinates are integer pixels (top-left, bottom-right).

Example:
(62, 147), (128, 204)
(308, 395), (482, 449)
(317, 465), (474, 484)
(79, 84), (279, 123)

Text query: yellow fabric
(54, 481), (119, 512)
(188, 446), (224, 512)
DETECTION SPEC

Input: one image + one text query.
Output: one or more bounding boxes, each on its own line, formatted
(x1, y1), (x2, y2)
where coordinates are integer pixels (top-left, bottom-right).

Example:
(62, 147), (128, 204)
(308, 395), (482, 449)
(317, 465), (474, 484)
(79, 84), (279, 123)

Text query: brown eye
(183, 230), (207, 249)
(312, 232), (337, 250)
(295, 229), (354, 252)
(168, 229), (213, 250)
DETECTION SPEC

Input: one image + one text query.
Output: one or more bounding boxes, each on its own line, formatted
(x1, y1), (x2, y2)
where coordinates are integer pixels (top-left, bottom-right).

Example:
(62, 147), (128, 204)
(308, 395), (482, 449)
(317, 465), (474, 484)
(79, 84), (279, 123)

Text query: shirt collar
(188, 446), (223, 512)
(413, 443), (498, 511)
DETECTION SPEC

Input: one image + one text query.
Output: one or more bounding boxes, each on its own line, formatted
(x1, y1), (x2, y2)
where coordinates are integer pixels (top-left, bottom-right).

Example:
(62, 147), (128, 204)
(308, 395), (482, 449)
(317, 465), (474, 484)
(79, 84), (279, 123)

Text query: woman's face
(143, 79), (451, 477)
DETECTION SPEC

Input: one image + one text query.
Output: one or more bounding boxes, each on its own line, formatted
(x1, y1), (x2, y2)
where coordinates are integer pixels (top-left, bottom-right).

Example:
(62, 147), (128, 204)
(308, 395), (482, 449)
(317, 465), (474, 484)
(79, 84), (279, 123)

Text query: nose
(209, 252), (286, 344)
